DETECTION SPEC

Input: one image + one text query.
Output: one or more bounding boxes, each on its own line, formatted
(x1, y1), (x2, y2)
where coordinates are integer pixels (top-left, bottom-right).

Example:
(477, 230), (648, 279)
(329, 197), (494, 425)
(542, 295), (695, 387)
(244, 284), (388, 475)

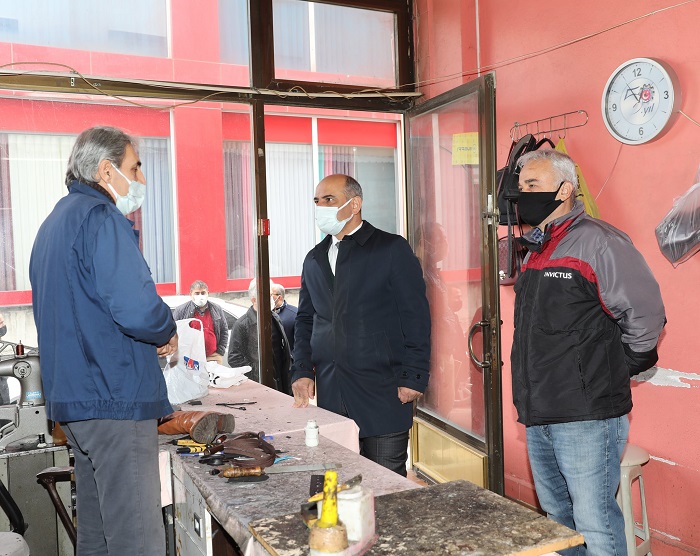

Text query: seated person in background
(228, 279), (291, 393)
(173, 280), (229, 364)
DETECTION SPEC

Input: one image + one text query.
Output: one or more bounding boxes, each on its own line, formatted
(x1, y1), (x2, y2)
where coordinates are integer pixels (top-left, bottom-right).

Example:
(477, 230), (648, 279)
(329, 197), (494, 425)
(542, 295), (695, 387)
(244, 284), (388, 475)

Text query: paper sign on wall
(452, 132), (479, 166)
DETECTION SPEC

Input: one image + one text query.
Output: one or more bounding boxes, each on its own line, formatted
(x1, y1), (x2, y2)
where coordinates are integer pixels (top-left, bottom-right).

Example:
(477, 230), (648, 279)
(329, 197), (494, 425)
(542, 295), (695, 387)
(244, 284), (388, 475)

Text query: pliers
(216, 402), (256, 411)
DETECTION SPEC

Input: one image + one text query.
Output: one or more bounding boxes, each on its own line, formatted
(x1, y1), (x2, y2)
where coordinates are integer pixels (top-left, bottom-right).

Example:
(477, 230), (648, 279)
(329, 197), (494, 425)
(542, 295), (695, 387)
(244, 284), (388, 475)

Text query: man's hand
(292, 378), (315, 408)
(398, 386), (422, 404)
(157, 333), (178, 357)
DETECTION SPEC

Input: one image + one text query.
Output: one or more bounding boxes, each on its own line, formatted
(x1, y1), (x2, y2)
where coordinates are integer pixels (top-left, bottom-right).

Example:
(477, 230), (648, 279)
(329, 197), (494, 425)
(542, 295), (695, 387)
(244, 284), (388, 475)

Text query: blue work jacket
(30, 181), (176, 422)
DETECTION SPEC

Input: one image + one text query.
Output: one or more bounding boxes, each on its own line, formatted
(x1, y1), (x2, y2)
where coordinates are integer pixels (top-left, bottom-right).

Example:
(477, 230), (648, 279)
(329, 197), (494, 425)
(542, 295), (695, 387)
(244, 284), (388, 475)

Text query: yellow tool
(308, 470), (348, 552)
(177, 446), (207, 454)
(316, 471), (338, 528)
(171, 438), (207, 447)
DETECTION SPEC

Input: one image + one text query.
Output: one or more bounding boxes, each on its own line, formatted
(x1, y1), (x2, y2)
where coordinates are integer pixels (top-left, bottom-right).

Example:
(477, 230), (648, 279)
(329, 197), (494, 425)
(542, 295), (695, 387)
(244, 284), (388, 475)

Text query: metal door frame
(404, 74), (503, 493)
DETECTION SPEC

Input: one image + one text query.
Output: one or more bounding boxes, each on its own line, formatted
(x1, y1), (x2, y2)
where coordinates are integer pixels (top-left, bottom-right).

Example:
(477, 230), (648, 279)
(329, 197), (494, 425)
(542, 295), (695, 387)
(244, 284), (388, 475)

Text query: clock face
(601, 58), (680, 145)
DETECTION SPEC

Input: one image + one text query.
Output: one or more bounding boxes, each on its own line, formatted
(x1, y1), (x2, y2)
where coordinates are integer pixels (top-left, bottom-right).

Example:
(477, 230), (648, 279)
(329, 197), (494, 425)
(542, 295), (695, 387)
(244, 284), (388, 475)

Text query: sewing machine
(0, 340), (51, 451)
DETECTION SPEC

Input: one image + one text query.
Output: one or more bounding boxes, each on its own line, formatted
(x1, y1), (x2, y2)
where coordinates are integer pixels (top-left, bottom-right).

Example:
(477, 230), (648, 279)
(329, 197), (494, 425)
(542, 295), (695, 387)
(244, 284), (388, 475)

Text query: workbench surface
(249, 480), (584, 556)
(163, 380), (416, 555)
(163, 381), (582, 556)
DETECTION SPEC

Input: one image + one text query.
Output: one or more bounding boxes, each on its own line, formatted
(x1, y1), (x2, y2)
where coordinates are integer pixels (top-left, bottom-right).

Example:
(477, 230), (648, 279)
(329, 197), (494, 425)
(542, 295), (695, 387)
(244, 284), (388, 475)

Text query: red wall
(416, 0), (700, 552)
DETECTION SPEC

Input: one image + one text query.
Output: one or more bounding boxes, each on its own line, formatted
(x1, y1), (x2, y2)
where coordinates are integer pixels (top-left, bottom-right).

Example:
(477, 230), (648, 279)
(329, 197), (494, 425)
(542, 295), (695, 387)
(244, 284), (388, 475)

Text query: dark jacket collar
(68, 179), (113, 202)
(68, 180), (139, 238)
(518, 201), (584, 253)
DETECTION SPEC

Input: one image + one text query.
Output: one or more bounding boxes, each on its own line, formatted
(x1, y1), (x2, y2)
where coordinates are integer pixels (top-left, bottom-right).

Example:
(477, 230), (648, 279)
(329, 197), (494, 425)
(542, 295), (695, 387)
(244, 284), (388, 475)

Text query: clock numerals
(632, 67), (642, 77)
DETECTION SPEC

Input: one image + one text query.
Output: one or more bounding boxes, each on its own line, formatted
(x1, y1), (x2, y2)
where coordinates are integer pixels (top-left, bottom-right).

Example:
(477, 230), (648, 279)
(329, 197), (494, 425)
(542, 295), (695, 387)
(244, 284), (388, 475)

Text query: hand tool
(222, 463), (342, 478)
(177, 446), (207, 454)
(172, 438), (207, 447)
(216, 402), (257, 407)
(307, 474), (362, 502)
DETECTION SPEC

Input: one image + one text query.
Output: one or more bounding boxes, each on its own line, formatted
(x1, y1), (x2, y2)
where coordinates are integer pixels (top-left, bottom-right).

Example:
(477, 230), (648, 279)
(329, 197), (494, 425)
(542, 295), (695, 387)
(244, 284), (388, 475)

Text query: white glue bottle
(305, 419), (319, 447)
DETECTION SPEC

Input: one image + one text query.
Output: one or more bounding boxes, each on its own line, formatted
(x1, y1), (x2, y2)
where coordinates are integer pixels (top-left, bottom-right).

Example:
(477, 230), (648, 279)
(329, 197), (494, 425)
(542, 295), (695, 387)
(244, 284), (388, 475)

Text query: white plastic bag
(655, 181), (700, 267)
(205, 361), (252, 389)
(163, 319), (209, 404)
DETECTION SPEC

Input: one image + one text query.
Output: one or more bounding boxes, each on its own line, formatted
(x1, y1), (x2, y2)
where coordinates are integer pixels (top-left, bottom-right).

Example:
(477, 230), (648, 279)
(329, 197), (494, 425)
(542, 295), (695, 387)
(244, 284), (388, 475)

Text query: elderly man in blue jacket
(30, 126), (178, 555)
(291, 174), (431, 476)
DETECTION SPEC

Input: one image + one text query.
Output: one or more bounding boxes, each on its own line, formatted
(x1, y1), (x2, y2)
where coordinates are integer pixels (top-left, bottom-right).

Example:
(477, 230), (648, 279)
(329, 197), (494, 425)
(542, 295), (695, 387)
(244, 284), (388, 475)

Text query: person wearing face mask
(511, 149), (666, 555)
(29, 126), (178, 555)
(173, 280), (229, 364)
(290, 174), (431, 476)
(227, 279), (292, 394)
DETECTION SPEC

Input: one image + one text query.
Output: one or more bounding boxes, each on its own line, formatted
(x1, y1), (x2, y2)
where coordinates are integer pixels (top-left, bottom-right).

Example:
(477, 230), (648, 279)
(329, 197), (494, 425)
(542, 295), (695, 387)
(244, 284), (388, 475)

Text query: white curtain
(4, 133), (174, 290)
(139, 137), (175, 283)
(8, 134), (75, 290)
(266, 143), (315, 277)
(223, 141), (254, 280)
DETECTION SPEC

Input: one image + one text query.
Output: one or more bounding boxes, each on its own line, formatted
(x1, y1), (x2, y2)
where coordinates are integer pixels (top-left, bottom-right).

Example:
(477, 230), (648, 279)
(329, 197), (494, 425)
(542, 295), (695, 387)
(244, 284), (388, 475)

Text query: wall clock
(601, 58), (681, 145)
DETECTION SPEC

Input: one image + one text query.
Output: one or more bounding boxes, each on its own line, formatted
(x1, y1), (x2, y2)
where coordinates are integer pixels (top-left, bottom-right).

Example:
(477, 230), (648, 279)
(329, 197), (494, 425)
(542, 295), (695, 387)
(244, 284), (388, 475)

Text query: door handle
(468, 320), (491, 369)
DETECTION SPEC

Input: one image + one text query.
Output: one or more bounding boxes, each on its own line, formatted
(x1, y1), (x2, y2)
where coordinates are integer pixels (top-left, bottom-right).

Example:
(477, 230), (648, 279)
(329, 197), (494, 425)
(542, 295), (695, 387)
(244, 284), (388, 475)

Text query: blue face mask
(107, 163), (146, 216)
(315, 197), (354, 236)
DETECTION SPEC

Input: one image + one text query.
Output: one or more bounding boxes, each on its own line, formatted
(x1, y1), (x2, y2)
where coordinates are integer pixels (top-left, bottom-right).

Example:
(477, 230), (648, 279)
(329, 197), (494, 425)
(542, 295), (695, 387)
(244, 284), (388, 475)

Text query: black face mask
(517, 181), (564, 227)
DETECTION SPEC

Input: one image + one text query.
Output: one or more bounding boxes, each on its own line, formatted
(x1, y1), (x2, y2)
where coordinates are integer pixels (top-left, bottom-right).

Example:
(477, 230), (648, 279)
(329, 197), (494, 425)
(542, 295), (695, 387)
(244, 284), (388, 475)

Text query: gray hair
(190, 280), (208, 293)
(271, 283), (285, 298)
(247, 279), (257, 301)
(517, 149), (579, 191)
(66, 126), (138, 187)
(343, 175), (363, 200)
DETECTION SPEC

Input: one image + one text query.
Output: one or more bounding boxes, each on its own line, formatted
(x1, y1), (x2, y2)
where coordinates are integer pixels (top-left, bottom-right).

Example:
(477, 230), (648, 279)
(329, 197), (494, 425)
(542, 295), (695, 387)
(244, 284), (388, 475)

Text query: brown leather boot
(157, 411), (235, 444)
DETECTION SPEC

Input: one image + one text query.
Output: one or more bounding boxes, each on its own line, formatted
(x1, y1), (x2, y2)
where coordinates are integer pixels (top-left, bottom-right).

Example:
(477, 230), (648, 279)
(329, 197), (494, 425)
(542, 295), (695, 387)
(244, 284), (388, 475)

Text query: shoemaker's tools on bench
(222, 463), (342, 478)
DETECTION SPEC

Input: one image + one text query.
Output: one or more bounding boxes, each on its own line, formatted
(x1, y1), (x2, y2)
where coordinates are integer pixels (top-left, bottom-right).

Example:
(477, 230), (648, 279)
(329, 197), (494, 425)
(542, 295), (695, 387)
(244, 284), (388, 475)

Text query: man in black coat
(290, 174), (431, 476)
(272, 283), (298, 356)
(228, 279), (292, 394)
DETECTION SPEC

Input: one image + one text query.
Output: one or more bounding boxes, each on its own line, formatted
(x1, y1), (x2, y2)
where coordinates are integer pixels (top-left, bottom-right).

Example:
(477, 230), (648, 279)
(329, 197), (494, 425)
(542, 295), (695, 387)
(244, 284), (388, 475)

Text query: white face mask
(270, 296), (276, 311)
(193, 294), (208, 308)
(315, 197), (354, 237)
(107, 163), (146, 216)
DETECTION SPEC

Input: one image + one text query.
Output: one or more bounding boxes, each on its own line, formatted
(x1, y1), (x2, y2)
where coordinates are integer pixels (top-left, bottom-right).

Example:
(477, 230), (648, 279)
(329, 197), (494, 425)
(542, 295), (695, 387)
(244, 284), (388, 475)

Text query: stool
(617, 444), (651, 556)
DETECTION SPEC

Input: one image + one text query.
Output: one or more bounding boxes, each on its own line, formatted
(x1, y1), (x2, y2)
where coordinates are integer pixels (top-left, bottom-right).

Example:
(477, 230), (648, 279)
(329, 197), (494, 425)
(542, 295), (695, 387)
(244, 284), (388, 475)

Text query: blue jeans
(526, 415), (629, 556)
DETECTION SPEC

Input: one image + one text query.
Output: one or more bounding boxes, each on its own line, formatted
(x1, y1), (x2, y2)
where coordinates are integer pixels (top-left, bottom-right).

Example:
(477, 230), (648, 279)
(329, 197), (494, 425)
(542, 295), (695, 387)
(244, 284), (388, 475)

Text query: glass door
(406, 75), (503, 493)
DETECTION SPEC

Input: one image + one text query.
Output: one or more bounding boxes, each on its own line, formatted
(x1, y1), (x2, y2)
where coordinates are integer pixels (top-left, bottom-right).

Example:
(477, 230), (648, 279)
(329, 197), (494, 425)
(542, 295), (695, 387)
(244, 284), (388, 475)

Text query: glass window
(0, 0), (168, 57)
(273, 0), (396, 88)
(138, 137), (175, 283)
(266, 143), (315, 278)
(411, 92), (485, 441)
(223, 115), (400, 285)
(0, 97), (175, 293)
(223, 140), (255, 281)
(218, 0), (250, 66)
(319, 145), (397, 233)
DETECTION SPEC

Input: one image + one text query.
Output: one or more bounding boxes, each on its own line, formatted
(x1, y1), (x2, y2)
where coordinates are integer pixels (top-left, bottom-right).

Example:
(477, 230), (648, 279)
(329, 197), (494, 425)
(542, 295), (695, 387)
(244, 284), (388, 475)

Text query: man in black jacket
(228, 279), (291, 394)
(512, 150), (665, 555)
(290, 174), (431, 476)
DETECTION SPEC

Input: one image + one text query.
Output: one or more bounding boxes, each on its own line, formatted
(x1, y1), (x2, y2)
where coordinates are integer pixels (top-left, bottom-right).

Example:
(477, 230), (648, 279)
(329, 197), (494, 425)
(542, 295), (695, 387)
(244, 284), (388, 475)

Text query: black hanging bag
(496, 134), (555, 282)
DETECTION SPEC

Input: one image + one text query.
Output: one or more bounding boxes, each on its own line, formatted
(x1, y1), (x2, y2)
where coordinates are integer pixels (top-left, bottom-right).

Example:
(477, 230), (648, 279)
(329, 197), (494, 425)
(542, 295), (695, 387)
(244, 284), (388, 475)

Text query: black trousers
(360, 430), (410, 477)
